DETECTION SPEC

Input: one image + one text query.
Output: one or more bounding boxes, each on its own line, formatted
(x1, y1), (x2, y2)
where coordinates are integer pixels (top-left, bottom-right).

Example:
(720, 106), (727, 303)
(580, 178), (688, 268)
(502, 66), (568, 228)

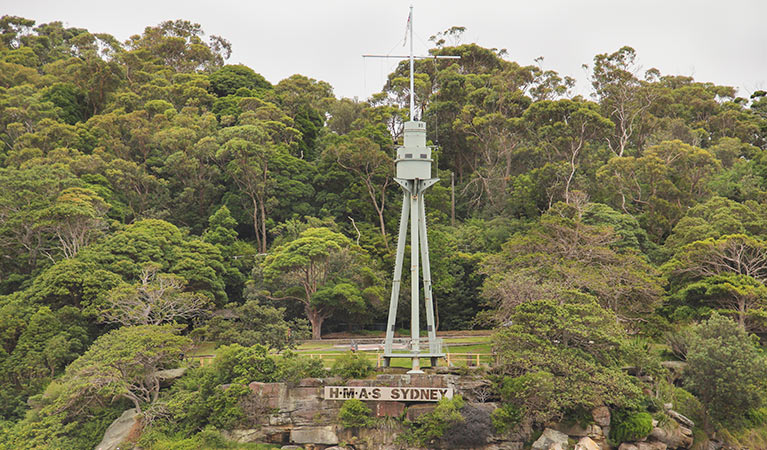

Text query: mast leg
(409, 181), (421, 373)
(418, 194), (438, 357)
(384, 190), (410, 365)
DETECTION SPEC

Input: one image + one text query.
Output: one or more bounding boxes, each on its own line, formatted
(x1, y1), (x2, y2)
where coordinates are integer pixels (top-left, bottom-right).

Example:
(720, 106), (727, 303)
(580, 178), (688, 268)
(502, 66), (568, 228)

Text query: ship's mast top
(408, 5), (415, 120)
(362, 6), (459, 121)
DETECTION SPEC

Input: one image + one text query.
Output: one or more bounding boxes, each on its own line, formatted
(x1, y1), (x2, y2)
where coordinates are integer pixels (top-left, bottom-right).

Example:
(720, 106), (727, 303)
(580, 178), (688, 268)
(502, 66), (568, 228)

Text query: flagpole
(409, 5), (414, 121)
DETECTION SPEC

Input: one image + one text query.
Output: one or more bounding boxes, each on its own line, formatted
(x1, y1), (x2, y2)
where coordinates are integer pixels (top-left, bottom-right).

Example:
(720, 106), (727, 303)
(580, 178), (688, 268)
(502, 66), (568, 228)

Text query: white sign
(324, 386), (453, 402)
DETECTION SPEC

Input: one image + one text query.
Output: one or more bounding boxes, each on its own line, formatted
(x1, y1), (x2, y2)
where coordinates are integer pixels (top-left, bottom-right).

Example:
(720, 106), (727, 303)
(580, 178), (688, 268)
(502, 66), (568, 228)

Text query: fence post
(476, 354), (480, 366)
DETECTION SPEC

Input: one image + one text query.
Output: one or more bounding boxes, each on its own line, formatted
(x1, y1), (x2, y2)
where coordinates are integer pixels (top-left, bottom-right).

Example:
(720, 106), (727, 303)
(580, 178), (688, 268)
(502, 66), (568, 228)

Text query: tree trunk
(259, 196), (268, 253)
(251, 197), (262, 252)
(307, 308), (324, 340)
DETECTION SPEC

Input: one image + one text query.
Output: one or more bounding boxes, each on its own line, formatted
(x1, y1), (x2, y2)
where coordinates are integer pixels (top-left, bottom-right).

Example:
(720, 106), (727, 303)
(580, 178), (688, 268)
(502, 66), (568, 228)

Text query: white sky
(4, 0), (767, 100)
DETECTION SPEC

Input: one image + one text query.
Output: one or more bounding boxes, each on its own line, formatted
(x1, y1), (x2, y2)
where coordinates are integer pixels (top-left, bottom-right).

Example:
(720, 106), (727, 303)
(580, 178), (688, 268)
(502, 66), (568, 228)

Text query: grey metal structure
(382, 120), (443, 373)
(364, 7), (457, 373)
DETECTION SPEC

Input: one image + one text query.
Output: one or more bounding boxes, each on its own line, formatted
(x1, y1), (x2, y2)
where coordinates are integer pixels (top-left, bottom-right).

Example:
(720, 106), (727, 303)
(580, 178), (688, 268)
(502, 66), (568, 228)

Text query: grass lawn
(186, 334), (495, 369)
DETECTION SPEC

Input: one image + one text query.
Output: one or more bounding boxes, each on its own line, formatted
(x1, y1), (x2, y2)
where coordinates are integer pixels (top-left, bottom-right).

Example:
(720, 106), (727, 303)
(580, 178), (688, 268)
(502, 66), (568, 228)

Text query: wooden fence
(189, 352), (497, 369)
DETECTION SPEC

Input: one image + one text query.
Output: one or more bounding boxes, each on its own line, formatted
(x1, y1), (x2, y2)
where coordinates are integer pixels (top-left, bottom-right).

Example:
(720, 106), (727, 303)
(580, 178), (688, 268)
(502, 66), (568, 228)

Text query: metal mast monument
(364, 6), (459, 373)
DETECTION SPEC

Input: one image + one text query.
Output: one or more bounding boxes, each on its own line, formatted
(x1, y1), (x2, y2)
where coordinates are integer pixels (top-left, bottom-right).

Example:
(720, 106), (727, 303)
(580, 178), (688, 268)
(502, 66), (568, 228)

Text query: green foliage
(338, 399), (375, 428)
(1, 16), (767, 445)
(491, 403), (522, 434)
(209, 65), (271, 97)
(159, 345), (323, 435)
(401, 395), (465, 447)
(685, 313), (767, 430)
(331, 351), (374, 380)
(274, 351), (326, 384)
(203, 299), (308, 351)
(493, 295), (643, 424)
(262, 226), (383, 339)
(140, 425), (279, 449)
(59, 324), (191, 413)
(609, 411), (653, 444)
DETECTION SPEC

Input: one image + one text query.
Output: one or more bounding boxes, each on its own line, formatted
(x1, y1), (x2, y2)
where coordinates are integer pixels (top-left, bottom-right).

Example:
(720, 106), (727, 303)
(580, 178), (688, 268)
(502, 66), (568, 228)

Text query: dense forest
(1, 15), (767, 449)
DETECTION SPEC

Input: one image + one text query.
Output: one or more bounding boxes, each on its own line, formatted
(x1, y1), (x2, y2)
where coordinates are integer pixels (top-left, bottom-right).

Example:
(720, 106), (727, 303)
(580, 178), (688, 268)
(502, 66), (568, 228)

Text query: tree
(208, 64), (271, 97)
(60, 324), (191, 414)
(217, 121), (301, 252)
(261, 227), (383, 339)
(81, 219), (227, 303)
(523, 99), (613, 204)
(483, 204), (661, 323)
(666, 234), (767, 285)
(125, 20), (231, 73)
(5, 306), (86, 383)
(597, 140), (721, 240)
(672, 274), (767, 331)
(43, 187), (109, 259)
(588, 46), (658, 156)
(202, 299), (307, 351)
(664, 196), (767, 251)
(0, 164), (79, 273)
(324, 135), (392, 247)
(99, 264), (211, 326)
(493, 294), (642, 424)
(685, 313), (767, 431)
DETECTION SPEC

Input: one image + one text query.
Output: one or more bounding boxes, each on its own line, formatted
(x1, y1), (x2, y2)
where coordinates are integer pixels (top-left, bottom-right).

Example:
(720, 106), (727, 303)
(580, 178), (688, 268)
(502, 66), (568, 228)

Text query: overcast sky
(5, 0), (767, 101)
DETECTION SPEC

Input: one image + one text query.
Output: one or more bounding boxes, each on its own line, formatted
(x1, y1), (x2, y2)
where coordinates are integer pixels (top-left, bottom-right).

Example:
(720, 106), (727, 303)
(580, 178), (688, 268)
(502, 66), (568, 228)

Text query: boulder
(649, 425), (693, 449)
(586, 424), (603, 437)
(280, 446), (304, 450)
(703, 440), (723, 450)
(221, 429), (267, 443)
(223, 427), (288, 444)
(155, 367), (187, 381)
(637, 442), (667, 450)
(618, 444), (638, 450)
(575, 436), (600, 450)
(667, 410), (695, 429)
(94, 408), (141, 450)
(592, 406), (611, 427)
(290, 426), (338, 445)
(532, 428), (569, 450)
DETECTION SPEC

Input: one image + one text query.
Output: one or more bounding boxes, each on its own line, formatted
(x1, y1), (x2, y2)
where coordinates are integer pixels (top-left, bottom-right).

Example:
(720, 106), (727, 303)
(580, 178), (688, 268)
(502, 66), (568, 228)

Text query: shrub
(402, 395), (465, 447)
(275, 351), (326, 385)
(338, 399), (375, 428)
(491, 403), (522, 434)
(609, 411), (653, 444)
(331, 352), (374, 380)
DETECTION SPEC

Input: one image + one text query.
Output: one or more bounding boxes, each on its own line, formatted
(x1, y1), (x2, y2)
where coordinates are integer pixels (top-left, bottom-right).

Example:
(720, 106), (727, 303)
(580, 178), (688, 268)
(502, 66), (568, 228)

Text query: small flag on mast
(403, 10), (411, 46)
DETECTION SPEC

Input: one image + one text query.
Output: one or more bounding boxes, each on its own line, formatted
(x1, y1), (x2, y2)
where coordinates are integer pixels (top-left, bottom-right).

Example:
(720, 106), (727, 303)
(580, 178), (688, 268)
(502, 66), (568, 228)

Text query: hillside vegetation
(1, 15), (767, 449)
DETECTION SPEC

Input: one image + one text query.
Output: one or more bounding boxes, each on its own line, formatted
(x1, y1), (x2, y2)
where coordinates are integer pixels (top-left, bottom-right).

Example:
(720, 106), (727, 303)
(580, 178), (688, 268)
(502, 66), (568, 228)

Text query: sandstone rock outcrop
(532, 428), (569, 450)
(94, 408), (141, 450)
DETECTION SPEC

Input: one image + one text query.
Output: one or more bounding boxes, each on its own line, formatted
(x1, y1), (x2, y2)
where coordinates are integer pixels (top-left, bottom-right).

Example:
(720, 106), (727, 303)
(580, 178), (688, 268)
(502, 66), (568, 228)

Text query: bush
(275, 351), (326, 385)
(338, 399), (375, 428)
(491, 403), (522, 434)
(401, 395), (465, 447)
(609, 411), (653, 444)
(331, 352), (374, 380)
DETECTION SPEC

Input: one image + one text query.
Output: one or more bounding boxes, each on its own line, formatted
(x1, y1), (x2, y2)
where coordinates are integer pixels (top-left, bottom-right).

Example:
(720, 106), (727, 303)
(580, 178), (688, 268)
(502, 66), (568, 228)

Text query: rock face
(94, 408), (141, 450)
(592, 406), (611, 427)
(637, 442), (668, 450)
(575, 436), (600, 450)
(154, 367), (187, 381)
(649, 423), (693, 449)
(532, 428), (569, 450)
(290, 426), (338, 445)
